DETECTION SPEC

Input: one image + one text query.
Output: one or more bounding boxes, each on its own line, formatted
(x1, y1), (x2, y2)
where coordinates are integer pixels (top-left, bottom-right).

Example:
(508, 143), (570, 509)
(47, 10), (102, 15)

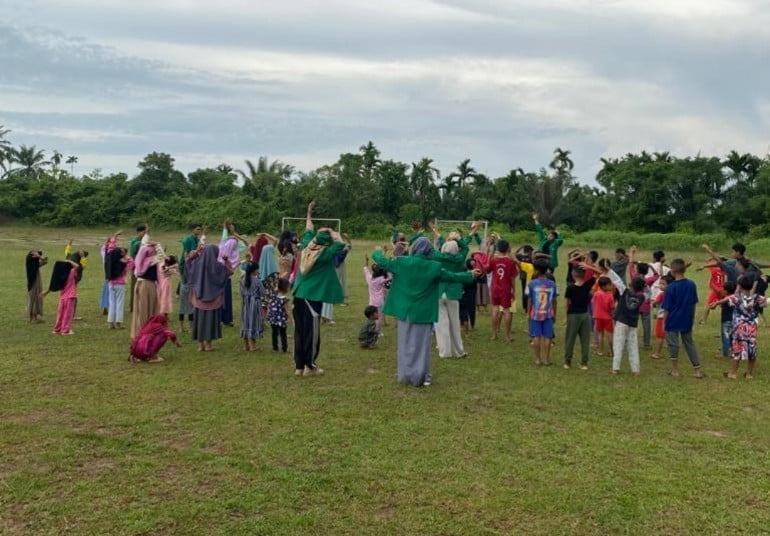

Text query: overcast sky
(1, 0), (769, 183)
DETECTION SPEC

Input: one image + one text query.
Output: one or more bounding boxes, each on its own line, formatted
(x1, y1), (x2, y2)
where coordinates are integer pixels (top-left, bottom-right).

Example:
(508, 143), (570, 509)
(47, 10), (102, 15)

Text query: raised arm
(701, 244), (722, 264)
(532, 213), (545, 243)
(305, 200), (316, 231)
(372, 249), (395, 273)
(606, 266), (627, 294)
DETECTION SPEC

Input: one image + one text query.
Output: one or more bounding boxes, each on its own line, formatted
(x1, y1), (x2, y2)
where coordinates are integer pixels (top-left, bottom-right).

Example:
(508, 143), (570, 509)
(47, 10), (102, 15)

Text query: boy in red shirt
(487, 239), (519, 342)
(591, 276), (615, 356)
(698, 260), (726, 324)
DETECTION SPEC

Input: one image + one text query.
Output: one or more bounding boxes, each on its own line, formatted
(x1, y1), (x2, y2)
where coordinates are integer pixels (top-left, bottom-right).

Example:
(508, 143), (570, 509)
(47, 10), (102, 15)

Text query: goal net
(281, 217), (342, 233)
(434, 220), (489, 241)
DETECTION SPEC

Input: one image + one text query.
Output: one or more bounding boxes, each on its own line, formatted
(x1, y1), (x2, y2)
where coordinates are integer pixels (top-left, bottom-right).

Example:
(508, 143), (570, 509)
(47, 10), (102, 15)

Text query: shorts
(490, 290), (512, 309)
(707, 291), (722, 306)
(732, 338), (758, 361)
(594, 318), (614, 333)
(529, 318), (554, 338)
(654, 317), (665, 339)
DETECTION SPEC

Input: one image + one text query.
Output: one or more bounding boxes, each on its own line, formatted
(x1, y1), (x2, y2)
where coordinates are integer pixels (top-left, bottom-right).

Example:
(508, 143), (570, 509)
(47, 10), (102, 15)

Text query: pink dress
(156, 265), (178, 315)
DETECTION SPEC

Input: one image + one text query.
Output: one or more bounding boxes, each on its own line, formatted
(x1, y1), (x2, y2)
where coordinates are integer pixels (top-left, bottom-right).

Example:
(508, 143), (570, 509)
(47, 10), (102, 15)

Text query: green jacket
(434, 235), (475, 300)
(372, 251), (474, 324)
(129, 237), (142, 259)
(292, 229), (345, 304)
(536, 222), (564, 270)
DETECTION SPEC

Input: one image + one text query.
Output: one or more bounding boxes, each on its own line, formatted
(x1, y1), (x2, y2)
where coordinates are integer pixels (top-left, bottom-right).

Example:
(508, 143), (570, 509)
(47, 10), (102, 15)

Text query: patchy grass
(1, 226), (770, 535)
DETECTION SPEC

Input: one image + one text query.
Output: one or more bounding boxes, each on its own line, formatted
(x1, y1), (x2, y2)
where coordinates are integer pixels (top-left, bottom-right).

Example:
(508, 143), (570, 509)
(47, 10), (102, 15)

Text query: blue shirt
(527, 278), (557, 321)
(662, 278), (698, 332)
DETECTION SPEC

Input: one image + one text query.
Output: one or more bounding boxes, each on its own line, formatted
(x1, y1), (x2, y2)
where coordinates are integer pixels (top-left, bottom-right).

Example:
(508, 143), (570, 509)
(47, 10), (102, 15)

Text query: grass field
(2, 226), (770, 535)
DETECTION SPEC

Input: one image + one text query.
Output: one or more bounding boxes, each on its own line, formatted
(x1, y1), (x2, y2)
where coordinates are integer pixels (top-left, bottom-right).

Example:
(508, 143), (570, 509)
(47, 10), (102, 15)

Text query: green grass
(2, 226), (770, 535)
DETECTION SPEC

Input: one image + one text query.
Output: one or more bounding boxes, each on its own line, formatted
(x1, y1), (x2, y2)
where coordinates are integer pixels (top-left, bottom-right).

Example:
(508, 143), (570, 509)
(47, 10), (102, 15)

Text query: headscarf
(441, 240), (459, 255)
(300, 230), (333, 275)
(259, 244), (279, 281)
(278, 231), (294, 256)
(26, 251), (42, 291)
(411, 237), (434, 257)
(187, 245), (230, 302)
(250, 236), (268, 264)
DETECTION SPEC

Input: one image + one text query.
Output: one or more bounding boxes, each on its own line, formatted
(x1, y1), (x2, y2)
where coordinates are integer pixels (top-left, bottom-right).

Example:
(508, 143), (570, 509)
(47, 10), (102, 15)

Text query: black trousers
(520, 277), (529, 311)
(293, 298), (322, 370)
(272, 324), (288, 352)
(220, 278), (233, 324)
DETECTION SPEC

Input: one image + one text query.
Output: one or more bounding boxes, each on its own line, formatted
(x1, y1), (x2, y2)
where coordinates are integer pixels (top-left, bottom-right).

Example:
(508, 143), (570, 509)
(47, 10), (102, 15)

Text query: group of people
(24, 205), (767, 384)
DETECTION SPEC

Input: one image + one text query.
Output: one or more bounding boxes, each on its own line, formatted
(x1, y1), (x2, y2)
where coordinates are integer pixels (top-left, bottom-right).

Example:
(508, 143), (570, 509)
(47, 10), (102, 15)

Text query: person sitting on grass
(710, 276), (766, 379)
(129, 314), (181, 363)
(359, 306), (380, 349)
(662, 259), (704, 379)
(527, 259), (558, 367)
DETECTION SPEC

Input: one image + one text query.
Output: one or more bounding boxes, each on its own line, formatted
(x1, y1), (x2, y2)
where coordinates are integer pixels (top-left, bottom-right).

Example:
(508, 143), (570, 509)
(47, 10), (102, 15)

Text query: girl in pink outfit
(364, 254), (391, 332)
(157, 256), (179, 317)
(53, 260), (81, 335)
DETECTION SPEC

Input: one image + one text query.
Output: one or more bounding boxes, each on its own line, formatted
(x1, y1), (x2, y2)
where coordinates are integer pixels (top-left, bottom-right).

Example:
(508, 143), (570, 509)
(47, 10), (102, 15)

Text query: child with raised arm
(364, 253), (391, 333)
(662, 259), (704, 378)
(533, 213), (563, 274)
(604, 262), (646, 376)
(710, 276), (766, 379)
(527, 259), (558, 366)
(651, 275), (672, 359)
(628, 246), (656, 350)
(697, 259), (726, 324)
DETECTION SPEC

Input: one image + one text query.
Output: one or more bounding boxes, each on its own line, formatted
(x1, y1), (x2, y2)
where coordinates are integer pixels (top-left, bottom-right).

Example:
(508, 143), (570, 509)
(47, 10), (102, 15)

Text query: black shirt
(721, 300), (734, 323)
(614, 289), (645, 327)
(565, 277), (595, 314)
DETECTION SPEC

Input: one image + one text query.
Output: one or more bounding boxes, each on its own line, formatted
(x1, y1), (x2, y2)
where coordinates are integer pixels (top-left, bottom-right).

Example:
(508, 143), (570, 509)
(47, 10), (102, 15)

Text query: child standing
(718, 281), (737, 359)
(363, 254), (391, 333)
(157, 256), (178, 317)
(662, 259), (704, 378)
(487, 239), (519, 342)
(651, 275), (672, 359)
(527, 259), (558, 367)
(591, 276), (616, 356)
(711, 277), (766, 379)
(605, 268), (646, 376)
(240, 262), (265, 351)
(563, 265), (596, 370)
(460, 258), (480, 334)
(358, 305), (380, 349)
(53, 259), (81, 335)
(267, 278), (291, 353)
(698, 261), (726, 324)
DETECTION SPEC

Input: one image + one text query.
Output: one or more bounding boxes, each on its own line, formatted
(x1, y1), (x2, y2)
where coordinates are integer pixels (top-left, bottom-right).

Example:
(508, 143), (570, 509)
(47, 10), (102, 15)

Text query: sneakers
(580, 365), (589, 371)
(302, 366), (325, 377)
(563, 363), (571, 369)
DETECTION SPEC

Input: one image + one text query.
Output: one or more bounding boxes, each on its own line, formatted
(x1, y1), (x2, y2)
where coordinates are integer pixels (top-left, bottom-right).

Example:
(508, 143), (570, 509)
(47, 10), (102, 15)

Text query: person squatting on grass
(662, 259), (704, 378)
(358, 305), (380, 349)
(710, 276), (766, 379)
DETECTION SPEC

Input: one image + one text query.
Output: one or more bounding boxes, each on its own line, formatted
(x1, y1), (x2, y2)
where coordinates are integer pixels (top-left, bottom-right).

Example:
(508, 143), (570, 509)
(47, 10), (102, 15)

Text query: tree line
(1, 125), (769, 238)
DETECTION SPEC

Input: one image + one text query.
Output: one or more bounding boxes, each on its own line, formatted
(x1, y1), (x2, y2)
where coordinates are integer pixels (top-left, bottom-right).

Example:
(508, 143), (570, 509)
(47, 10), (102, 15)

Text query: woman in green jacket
(292, 202), (346, 377)
(372, 238), (481, 387)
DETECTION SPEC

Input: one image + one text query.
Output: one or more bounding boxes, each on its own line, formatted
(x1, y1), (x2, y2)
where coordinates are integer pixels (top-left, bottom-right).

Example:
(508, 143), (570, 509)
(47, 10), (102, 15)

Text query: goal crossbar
(281, 217), (341, 233)
(435, 220), (488, 240)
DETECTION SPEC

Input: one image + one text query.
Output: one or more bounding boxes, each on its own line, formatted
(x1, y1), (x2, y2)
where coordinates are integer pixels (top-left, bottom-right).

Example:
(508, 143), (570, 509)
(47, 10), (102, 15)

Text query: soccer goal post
(435, 220), (488, 240)
(281, 217), (342, 233)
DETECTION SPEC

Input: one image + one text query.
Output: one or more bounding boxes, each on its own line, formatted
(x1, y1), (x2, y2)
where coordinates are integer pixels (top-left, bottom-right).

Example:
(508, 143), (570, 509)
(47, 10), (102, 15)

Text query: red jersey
(591, 290), (615, 320)
(488, 256), (518, 294)
(708, 267), (725, 293)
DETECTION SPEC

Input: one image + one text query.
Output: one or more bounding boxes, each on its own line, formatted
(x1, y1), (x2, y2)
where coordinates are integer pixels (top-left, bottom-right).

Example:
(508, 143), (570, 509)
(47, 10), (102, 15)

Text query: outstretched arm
(305, 200), (316, 231)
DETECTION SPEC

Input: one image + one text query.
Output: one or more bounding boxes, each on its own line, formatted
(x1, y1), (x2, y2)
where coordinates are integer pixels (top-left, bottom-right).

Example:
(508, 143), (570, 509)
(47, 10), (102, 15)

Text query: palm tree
(447, 158), (476, 187)
(51, 150), (63, 178)
(722, 150), (761, 187)
(409, 158), (440, 222)
(0, 125), (12, 177)
(238, 156), (294, 195)
(359, 141), (381, 177)
(12, 145), (48, 179)
(549, 147), (574, 175)
(66, 155), (78, 175)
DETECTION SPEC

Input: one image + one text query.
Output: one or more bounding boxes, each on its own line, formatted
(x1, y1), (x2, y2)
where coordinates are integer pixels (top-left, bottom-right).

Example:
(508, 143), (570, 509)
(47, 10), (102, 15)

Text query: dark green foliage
(0, 124), (769, 239)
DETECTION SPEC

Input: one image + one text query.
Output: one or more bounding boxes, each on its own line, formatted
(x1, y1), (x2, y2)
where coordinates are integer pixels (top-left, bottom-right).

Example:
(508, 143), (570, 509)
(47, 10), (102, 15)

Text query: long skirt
(131, 279), (158, 338)
(397, 320), (433, 386)
(437, 298), (465, 358)
(129, 273), (137, 313)
(293, 298), (322, 370)
(476, 278), (489, 307)
(193, 308), (222, 342)
(240, 294), (264, 340)
(322, 302), (334, 320)
(178, 282), (194, 316)
(99, 281), (110, 309)
(336, 263), (347, 299)
(220, 278), (233, 324)
(27, 273), (43, 319)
